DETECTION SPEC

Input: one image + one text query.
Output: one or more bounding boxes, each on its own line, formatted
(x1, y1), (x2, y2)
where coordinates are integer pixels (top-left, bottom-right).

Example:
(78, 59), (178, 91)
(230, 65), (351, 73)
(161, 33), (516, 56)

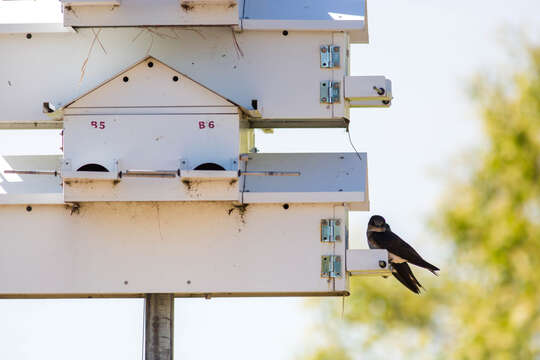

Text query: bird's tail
(419, 260), (439, 276)
(408, 258), (440, 276)
(391, 262), (423, 294)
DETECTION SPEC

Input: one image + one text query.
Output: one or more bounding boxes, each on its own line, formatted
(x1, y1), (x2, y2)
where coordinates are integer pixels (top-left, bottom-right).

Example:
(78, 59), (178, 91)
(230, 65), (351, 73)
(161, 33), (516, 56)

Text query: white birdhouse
(0, 0), (394, 298)
(60, 56), (246, 201)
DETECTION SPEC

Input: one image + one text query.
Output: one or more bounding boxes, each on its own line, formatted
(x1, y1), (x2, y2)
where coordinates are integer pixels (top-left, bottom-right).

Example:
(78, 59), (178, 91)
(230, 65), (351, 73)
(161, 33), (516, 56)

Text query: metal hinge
(320, 45), (340, 68)
(320, 81), (340, 104)
(321, 219), (341, 242)
(321, 255), (342, 278)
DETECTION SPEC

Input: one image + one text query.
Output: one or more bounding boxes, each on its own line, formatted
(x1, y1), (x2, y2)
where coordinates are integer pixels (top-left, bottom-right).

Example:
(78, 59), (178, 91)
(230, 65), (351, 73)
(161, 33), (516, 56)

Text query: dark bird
(367, 215), (439, 294)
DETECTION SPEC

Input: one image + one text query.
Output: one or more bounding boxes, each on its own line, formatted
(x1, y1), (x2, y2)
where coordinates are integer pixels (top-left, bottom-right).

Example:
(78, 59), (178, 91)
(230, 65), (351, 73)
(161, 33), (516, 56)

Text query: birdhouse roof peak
(63, 56), (240, 109)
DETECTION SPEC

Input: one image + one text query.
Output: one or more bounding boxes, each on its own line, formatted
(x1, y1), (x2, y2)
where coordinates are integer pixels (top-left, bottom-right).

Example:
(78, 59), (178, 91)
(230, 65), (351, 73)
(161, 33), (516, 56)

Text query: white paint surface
(63, 0), (239, 27)
(0, 203), (348, 296)
(0, 28), (346, 124)
(0, 152), (367, 204)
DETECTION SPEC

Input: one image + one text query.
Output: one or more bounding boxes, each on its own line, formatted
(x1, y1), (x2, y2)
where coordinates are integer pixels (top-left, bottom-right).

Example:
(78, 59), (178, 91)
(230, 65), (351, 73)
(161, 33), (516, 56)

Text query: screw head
(379, 260), (387, 268)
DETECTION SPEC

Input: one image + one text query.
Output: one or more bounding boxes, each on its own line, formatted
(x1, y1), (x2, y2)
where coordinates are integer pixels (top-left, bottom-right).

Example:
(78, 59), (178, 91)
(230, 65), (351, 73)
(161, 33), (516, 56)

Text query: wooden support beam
(145, 294), (174, 360)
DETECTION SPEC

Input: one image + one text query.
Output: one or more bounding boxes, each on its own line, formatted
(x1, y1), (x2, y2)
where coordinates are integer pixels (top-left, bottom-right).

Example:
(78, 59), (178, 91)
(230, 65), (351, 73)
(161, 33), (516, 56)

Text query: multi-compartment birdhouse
(61, 56), (244, 201)
(0, 0), (393, 298)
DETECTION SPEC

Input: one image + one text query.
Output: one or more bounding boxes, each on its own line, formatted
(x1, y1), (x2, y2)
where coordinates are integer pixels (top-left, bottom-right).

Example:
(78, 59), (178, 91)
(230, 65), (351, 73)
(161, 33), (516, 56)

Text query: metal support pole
(145, 294), (174, 360)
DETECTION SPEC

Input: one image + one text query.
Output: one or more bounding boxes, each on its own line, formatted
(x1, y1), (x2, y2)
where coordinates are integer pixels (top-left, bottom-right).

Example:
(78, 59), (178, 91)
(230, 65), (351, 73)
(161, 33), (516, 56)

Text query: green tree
(306, 46), (540, 359)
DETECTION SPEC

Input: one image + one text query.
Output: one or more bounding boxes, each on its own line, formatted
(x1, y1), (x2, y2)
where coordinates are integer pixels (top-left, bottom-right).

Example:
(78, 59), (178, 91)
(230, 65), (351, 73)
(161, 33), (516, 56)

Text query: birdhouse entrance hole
(77, 164), (109, 172)
(193, 163), (225, 171)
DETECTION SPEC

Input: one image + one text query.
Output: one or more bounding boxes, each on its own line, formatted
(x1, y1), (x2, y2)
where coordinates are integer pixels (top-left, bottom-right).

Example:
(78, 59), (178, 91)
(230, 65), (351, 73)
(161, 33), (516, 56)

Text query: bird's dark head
(368, 215), (387, 232)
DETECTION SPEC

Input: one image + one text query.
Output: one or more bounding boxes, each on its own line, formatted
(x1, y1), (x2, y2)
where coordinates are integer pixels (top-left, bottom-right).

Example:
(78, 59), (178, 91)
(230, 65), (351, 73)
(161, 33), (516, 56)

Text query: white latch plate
(346, 249), (391, 276)
(344, 76), (392, 107)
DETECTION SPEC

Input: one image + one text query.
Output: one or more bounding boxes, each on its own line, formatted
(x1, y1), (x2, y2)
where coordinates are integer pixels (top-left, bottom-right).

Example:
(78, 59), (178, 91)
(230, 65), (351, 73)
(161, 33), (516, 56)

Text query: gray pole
(145, 294), (174, 360)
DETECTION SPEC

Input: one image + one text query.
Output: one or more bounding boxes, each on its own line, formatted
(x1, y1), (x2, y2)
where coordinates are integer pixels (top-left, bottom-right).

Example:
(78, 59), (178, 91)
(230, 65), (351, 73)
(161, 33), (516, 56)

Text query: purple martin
(367, 215), (439, 294)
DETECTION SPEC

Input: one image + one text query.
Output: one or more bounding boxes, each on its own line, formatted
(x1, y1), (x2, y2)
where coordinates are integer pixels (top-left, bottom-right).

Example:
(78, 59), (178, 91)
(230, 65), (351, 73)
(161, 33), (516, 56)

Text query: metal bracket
(321, 219), (341, 242)
(321, 255), (342, 278)
(320, 81), (340, 104)
(320, 45), (340, 68)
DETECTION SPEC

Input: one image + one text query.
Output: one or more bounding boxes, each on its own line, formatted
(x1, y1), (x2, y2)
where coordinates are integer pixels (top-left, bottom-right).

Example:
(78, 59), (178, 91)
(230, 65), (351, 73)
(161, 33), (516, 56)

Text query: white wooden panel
(242, 19), (365, 32)
(348, 99), (392, 108)
(63, 177), (239, 202)
(63, 0), (239, 27)
(0, 1), (63, 29)
(183, 0), (238, 4)
(344, 76), (392, 101)
(68, 57), (233, 108)
(0, 202), (348, 297)
(243, 192), (365, 204)
(63, 0), (121, 6)
(180, 170), (238, 180)
(0, 28), (344, 125)
(0, 155), (62, 204)
(64, 114), (239, 171)
(65, 106), (239, 115)
(241, 0), (367, 42)
(0, 23), (72, 34)
(62, 170), (119, 181)
(243, 0), (365, 21)
(0, 153), (368, 205)
(242, 153), (367, 206)
(346, 249), (391, 276)
(347, 78), (393, 108)
(62, 153), (368, 203)
(0, 193), (63, 205)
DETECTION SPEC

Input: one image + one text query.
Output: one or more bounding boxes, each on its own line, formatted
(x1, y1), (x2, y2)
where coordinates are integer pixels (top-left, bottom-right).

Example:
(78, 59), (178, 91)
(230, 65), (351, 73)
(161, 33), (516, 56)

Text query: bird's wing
(371, 231), (439, 274)
(371, 231), (424, 262)
(391, 262), (422, 294)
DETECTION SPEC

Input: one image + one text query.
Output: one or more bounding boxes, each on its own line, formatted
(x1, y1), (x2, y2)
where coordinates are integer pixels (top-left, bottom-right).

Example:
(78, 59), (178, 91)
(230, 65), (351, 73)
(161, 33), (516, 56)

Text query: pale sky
(1, 1), (540, 359)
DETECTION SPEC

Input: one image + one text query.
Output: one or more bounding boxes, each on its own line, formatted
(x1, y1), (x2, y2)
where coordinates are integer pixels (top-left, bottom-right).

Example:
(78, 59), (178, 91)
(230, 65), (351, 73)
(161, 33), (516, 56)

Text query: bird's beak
(367, 224), (385, 232)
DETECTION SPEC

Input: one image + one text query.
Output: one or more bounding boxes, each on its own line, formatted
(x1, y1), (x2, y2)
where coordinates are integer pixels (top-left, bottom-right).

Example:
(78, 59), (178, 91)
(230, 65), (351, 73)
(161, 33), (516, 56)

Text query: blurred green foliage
(306, 47), (540, 359)
(302, 347), (352, 360)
